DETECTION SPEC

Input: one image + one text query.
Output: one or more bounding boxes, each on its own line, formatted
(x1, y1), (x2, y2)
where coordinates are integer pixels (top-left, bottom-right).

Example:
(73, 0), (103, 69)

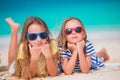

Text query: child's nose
(72, 30), (76, 34)
(36, 36), (42, 41)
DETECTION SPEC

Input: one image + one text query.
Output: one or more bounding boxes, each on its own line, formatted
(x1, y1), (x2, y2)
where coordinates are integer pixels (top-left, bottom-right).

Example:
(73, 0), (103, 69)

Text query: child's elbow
(65, 73), (72, 75)
(63, 68), (73, 75)
(49, 72), (58, 76)
(81, 66), (90, 74)
(49, 70), (58, 76)
(81, 70), (89, 74)
(64, 71), (72, 75)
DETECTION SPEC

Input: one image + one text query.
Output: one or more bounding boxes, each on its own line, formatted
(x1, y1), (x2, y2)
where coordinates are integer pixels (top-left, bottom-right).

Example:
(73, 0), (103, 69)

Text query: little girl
(57, 17), (109, 75)
(6, 17), (58, 79)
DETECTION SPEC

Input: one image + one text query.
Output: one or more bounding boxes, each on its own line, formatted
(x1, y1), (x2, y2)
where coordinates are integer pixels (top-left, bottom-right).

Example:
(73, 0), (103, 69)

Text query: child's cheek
(29, 41), (36, 47)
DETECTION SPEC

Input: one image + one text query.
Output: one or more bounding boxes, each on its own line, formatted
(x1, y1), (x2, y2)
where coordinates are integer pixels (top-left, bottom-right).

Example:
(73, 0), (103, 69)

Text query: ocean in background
(0, 0), (120, 36)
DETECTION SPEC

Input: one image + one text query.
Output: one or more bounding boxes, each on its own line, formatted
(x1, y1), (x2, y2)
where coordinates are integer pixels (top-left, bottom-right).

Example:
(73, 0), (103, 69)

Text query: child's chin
(70, 41), (78, 44)
(71, 41), (82, 44)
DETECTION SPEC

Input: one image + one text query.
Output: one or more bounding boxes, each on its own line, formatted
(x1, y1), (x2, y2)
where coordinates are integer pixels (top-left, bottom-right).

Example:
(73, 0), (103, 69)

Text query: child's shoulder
(85, 40), (93, 46)
(86, 40), (92, 43)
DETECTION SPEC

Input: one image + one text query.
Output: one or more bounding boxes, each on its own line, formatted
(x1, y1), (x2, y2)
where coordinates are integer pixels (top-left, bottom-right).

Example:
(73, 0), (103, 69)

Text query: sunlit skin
(6, 17), (58, 78)
(65, 19), (84, 44)
(28, 24), (46, 61)
(28, 23), (57, 77)
(62, 19), (91, 74)
(27, 24), (47, 47)
(5, 18), (20, 68)
(61, 19), (109, 75)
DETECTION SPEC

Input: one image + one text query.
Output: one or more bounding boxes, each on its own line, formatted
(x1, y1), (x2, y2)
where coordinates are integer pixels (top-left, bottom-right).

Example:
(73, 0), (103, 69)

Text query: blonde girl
(57, 17), (109, 75)
(6, 17), (58, 79)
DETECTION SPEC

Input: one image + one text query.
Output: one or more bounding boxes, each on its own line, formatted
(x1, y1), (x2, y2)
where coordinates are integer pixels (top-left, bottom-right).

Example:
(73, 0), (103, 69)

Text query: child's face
(27, 23), (48, 47)
(65, 19), (84, 44)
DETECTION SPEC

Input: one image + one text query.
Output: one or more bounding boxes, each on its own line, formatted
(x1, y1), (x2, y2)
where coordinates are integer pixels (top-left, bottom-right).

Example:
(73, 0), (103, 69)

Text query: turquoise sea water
(0, 0), (120, 36)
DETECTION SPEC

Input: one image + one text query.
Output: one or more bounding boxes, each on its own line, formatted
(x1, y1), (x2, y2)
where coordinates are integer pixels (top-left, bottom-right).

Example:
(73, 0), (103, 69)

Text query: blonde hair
(13, 16), (52, 79)
(57, 17), (87, 51)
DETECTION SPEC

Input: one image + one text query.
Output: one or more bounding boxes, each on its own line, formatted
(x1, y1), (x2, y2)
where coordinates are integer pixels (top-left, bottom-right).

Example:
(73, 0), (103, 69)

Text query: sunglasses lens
(26, 32), (49, 41)
(65, 29), (72, 34)
(40, 32), (49, 39)
(75, 27), (82, 33)
(26, 34), (37, 41)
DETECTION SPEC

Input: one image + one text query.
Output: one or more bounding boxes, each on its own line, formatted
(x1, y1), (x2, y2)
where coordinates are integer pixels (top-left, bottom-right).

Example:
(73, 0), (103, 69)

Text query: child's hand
(67, 42), (77, 53)
(41, 43), (52, 58)
(29, 44), (41, 60)
(5, 17), (20, 32)
(76, 40), (85, 51)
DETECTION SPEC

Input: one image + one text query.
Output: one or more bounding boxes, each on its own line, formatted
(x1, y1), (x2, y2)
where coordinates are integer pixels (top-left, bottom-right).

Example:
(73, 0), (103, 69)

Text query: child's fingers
(67, 42), (70, 45)
(46, 41), (48, 44)
(44, 41), (48, 45)
(77, 40), (84, 44)
(41, 41), (48, 46)
(67, 42), (75, 46)
(29, 44), (41, 49)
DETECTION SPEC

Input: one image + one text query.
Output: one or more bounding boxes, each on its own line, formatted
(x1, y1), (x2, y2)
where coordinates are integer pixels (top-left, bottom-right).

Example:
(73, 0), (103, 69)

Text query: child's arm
(45, 54), (58, 76)
(77, 40), (91, 73)
(5, 18), (20, 68)
(61, 43), (78, 75)
(41, 43), (58, 76)
(62, 50), (77, 75)
(29, 44), (42, 77)
(78, 51), (91, 73)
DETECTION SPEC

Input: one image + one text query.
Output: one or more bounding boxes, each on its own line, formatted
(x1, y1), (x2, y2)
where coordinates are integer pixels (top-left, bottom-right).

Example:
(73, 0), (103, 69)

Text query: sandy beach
(0, 30), (120, 80)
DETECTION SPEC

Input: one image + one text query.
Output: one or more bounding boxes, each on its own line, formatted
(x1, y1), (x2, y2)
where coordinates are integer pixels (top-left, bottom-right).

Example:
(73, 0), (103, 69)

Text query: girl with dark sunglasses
(6, 17), (58, 79)
(57, 17), (109, 74)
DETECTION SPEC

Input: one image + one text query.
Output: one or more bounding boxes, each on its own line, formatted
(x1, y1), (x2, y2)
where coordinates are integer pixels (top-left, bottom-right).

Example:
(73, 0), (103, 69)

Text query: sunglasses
(26, 31), (49, 41)
(64, 27), (82, 35)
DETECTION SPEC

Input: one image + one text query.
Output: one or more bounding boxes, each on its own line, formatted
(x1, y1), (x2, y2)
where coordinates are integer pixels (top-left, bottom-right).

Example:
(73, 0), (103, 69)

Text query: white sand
(0, 30), (120, 80)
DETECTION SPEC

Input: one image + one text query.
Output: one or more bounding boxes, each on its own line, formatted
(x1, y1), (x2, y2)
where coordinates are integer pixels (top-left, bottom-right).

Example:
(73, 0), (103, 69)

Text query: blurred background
(0, 0), (120, 36)
(0, 0), (120, 67)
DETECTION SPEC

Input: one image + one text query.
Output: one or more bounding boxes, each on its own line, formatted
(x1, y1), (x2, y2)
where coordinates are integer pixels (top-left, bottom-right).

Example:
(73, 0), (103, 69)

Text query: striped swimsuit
(59, 40), (104, 72)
